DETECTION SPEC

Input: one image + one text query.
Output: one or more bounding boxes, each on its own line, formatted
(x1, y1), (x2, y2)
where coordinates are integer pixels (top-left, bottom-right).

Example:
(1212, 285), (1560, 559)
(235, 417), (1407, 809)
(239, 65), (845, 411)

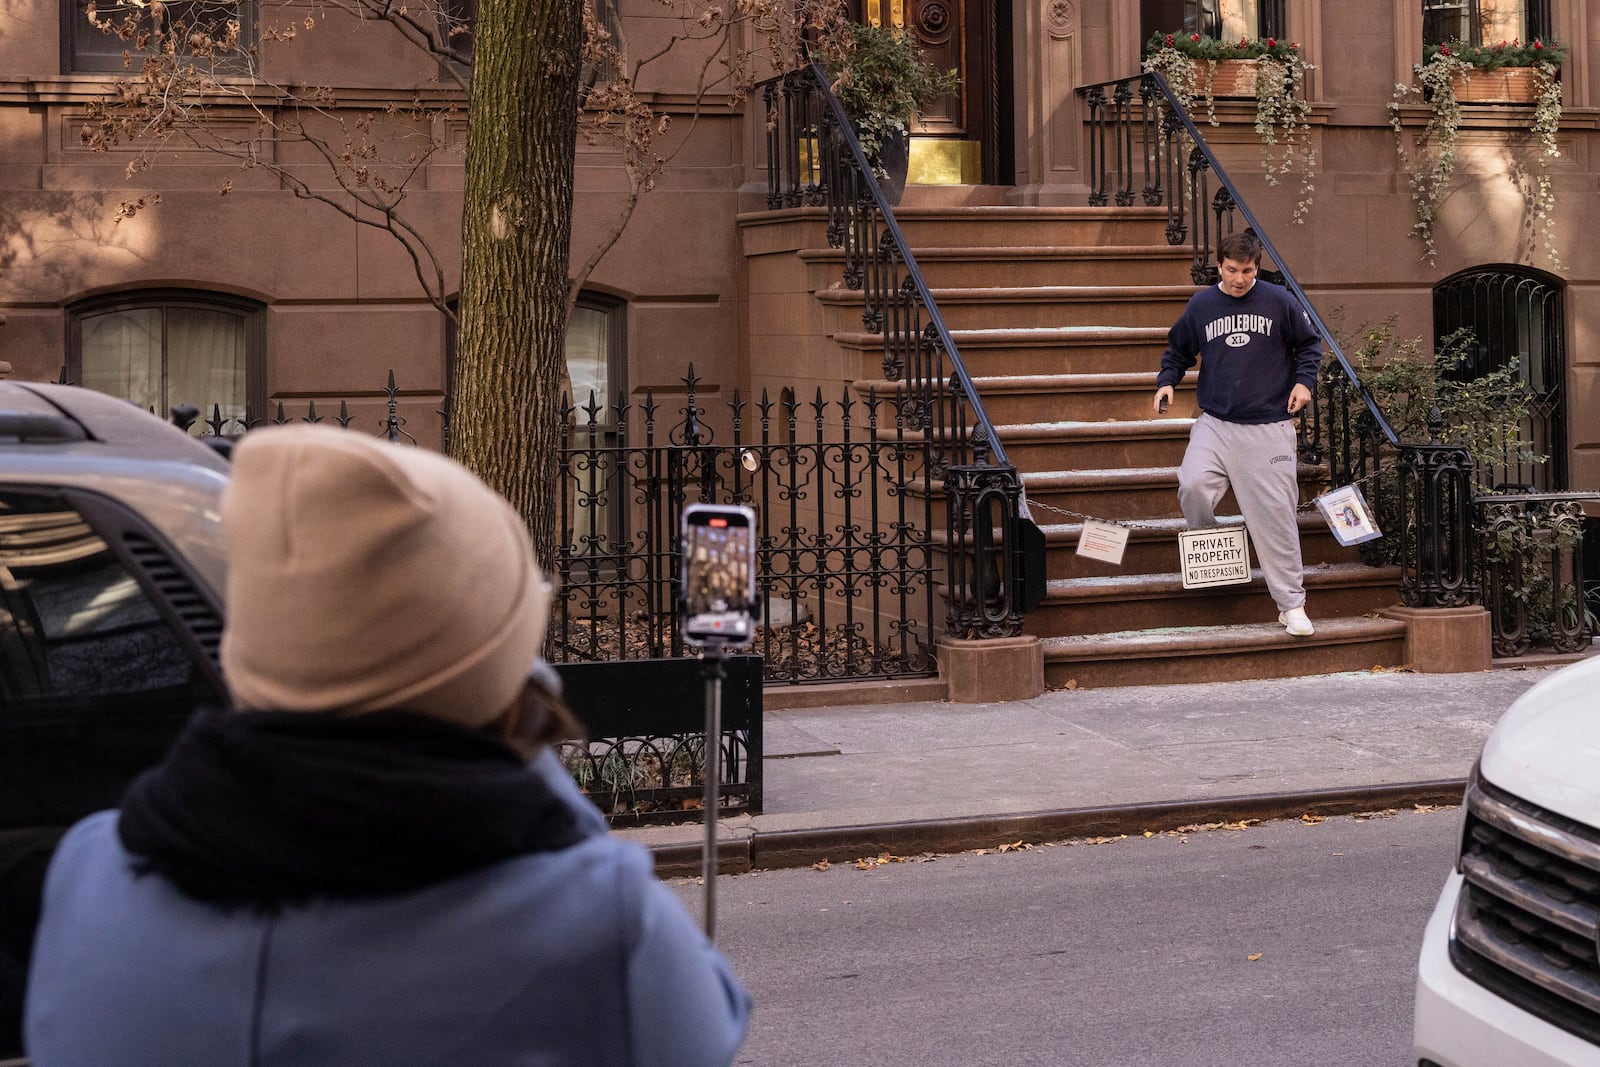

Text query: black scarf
(118, 708), (586, 908)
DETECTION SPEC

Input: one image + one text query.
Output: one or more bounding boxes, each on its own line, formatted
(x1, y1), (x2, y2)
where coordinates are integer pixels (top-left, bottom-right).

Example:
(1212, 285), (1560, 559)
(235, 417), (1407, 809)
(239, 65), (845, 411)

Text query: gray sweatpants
(1177, 413), (1305, 612)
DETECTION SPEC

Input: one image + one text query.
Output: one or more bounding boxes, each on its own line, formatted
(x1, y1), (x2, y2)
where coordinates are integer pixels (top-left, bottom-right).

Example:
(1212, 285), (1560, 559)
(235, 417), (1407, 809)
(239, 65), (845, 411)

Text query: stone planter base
(1378, 605), (1492, 673)
(936, 635), (1045, 703)
(1448, 66), (1542, 103)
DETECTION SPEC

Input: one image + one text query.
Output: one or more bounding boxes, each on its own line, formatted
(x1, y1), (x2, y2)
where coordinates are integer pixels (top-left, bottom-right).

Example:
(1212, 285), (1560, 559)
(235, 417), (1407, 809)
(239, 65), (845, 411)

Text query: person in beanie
(23, 425), (751, 1067)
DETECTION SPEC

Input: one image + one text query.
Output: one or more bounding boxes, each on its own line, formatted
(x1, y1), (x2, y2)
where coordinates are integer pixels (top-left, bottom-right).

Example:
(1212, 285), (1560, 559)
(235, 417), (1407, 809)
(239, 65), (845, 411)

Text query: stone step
(817, 285), (1193, 332)
(996, 417), (1195, 472)
(833, 326), (1170, 379)
(802, 244), (1196, 289)
(1025, 562), (1401, 638)
(1021, 466), (1191, 520)
(1039, 616), (1410, 689)
(974, 372), (1197, 424)
(885, 205), (1170, 247)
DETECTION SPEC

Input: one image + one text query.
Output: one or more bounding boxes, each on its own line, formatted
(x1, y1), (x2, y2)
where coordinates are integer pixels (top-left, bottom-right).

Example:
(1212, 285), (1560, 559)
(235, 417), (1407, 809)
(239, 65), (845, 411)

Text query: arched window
(68, 290), (265, 436)
(1434, 265), (1565, 490)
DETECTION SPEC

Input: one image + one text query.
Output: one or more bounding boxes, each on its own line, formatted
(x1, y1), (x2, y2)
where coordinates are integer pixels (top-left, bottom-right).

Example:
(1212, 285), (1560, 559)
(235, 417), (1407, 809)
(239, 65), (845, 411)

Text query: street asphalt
(614, 662), (1582, 875)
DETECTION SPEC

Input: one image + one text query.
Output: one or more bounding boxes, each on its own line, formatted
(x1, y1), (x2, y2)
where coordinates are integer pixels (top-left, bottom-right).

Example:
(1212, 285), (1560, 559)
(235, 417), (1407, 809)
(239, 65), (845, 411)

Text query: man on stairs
(1151, 230), (1322, 637)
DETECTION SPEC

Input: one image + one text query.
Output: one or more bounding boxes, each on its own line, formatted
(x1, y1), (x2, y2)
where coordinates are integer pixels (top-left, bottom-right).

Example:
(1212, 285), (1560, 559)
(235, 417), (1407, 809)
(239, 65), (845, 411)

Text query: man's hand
(1153, 386), (1173, 415)
(1287, 383), (1312, 415)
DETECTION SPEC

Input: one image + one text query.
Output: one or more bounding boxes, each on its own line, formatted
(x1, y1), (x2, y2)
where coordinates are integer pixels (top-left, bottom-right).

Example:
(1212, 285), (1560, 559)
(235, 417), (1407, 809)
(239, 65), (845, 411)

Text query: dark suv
(0, 381), (230, 1061)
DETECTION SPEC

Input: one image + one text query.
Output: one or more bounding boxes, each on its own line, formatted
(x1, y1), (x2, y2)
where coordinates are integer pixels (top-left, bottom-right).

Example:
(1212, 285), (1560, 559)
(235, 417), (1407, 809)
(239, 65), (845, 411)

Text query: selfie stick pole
(701, 641), (727, 941)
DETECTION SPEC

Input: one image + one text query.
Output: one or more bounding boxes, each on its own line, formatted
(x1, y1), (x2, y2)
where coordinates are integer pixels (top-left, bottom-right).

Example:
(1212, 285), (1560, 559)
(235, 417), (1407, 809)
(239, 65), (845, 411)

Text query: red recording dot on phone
(709, 518), (727, 527)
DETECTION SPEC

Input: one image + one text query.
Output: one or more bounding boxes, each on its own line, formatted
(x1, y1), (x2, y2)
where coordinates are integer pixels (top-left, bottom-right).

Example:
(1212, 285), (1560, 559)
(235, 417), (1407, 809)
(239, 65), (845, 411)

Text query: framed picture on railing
(1316, 484), (1383, 547)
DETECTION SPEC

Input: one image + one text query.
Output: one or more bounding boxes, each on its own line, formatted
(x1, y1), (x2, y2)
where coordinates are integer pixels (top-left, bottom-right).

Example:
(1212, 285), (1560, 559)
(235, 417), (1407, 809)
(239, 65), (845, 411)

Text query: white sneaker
(1279, 607), (1314, 636)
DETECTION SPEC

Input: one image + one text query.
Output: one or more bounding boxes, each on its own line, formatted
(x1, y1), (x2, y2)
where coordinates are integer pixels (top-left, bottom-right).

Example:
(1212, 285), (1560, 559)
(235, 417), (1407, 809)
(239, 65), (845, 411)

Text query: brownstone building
(2, 0), (1594, 682)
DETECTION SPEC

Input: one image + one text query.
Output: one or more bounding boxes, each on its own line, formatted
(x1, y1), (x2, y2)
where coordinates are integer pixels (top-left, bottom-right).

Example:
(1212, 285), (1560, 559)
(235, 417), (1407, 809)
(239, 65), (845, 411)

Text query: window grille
(1434, 267), (1566, 491)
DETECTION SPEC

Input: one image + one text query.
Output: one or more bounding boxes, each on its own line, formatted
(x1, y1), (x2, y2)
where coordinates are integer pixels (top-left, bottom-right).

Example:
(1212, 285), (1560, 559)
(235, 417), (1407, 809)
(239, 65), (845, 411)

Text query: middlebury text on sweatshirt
(1155, 279), (1323, 424)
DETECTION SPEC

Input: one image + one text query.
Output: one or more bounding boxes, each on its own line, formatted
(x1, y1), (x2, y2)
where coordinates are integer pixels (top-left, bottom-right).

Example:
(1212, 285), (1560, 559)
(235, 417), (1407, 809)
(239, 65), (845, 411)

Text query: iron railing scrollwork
(1397, 430), (1478, 608)
(760, 61), (1035, 639)
(555, 367), (939, 683)
(1476, 493), (1595, 657)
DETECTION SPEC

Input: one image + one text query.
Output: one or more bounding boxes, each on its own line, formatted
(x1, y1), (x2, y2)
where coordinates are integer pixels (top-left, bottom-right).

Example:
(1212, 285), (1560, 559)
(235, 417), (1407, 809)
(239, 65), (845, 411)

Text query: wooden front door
(850, 0), (1008, 184)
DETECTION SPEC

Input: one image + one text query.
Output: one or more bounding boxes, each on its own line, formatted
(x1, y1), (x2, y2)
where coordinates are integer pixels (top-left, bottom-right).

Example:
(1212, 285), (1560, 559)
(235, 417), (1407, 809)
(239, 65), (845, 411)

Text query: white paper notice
(1178, 526), (1252, 589)
(1076, 519), (1130, 565)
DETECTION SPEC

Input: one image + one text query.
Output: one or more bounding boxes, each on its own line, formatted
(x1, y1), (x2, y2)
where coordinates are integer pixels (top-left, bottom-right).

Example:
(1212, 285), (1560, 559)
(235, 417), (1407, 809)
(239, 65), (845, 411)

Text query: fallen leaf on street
(1353, 809), (1398, 820)
(1247, 953), (1263, 962)
(812, 859), (831, 871)
(1300, 813), (1324, 824)
(996, 841), (1032, 853)
(853, 852), (910, 869)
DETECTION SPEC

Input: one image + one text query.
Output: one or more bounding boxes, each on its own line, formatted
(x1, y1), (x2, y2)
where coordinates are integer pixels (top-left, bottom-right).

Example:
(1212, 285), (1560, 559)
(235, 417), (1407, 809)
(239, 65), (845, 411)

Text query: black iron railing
(1477, 492), (1598, 656)
(1074, 73), (1498, 612)
(759, 61), (1035, 639)
(552, 367), (938, 683)
(164, 368), (940, 685)
(1077, 72), (1596, 653)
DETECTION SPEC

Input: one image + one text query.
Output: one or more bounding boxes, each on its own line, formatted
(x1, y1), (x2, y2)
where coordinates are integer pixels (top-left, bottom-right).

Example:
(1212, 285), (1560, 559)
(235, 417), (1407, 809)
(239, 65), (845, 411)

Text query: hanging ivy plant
(1143, 32), (1318, 224)
(1389, 39), (1566, 268)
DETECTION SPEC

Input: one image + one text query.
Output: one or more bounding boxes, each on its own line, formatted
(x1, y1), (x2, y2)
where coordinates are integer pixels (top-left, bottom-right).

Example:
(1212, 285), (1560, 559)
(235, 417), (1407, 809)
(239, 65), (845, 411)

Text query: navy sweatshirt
(1155, 279), (1323, 424)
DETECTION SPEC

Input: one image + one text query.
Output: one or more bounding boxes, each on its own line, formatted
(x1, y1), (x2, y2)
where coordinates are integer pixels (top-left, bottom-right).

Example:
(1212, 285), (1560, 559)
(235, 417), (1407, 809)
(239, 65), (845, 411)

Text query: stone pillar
(936, 634), (1045, 702)
(1379, 605), (1492, 673)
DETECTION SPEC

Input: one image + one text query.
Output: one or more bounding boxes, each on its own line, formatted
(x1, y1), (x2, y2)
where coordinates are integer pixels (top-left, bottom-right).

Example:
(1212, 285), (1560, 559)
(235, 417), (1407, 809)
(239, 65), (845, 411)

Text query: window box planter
(1202, 58), (1260, 98)
(1448, 65), (1541, 104)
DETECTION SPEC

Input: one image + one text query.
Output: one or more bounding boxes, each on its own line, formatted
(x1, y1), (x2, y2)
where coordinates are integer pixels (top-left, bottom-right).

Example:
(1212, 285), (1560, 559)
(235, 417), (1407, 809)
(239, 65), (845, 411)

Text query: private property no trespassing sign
(1178, 526), (1252, 589)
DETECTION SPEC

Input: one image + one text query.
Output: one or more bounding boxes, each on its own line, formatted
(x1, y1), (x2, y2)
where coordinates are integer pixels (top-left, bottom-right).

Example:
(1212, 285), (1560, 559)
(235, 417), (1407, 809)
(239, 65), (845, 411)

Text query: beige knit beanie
(219, 425), (552, 728)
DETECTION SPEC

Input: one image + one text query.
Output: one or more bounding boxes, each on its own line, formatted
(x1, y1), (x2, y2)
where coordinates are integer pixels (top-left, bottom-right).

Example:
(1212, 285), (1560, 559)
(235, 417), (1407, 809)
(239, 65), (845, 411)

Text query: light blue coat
(25, 752), (750, 1067)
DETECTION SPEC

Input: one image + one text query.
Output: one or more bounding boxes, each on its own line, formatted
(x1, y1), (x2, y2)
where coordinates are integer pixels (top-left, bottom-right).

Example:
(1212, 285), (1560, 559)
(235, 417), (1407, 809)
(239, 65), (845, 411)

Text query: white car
(1414, 655), (1600, 1067)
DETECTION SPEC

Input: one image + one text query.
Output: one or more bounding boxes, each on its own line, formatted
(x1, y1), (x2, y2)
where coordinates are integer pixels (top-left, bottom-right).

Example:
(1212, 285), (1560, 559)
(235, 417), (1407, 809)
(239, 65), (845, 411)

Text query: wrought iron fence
(157, 366), (941, 684)
(1476, 494), (1593, 657)
(550, 367), (938, 683)
(759, 61), (1037, 640)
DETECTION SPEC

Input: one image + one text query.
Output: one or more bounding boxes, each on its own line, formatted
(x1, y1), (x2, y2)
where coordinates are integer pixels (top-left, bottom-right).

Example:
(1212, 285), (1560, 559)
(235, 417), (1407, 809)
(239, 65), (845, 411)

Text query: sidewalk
(614, 664), (1568, 873)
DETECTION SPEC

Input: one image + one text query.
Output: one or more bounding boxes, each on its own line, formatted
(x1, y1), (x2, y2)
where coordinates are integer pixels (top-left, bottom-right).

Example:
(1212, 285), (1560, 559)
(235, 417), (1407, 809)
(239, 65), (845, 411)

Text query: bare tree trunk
(451, 0), (581, 569)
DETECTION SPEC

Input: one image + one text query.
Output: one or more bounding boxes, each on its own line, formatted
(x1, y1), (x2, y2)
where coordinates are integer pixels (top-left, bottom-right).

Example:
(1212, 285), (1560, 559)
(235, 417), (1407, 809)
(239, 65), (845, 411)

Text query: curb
(649, 778), (1469, 878)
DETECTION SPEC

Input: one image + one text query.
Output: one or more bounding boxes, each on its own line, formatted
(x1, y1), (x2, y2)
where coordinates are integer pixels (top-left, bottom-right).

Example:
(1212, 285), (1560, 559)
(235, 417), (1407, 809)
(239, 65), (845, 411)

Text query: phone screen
(681, 503), (757, 645)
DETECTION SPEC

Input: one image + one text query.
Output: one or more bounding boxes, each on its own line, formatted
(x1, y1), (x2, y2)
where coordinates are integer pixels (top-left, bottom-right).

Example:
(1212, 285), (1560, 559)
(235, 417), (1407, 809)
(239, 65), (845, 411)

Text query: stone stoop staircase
(809, 203), (1407, 688)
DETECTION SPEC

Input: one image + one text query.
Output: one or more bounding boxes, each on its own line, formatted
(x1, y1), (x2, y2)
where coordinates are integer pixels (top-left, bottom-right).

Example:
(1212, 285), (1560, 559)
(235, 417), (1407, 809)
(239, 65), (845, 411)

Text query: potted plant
(814, 22), (959, 203)
(1143, 32), (1317, 224)
(1389, 38), (1566, 268)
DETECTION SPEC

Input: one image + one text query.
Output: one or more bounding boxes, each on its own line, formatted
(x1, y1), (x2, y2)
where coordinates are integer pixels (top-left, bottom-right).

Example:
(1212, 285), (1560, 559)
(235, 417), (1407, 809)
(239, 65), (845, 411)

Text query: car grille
(1450, 773), (1600, 1045)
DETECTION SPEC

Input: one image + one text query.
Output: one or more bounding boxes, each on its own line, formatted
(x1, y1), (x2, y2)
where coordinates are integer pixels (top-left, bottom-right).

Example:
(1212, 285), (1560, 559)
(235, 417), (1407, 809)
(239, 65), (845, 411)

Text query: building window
(1423, 0), (1551, 47)
(439, 0), (474, 69)
(1434, 266), (1566, 491)
(442, 294), (627, 558)
(68, 291), (264, 436)
(439, 0), (621, 85)
(1142, 0), (1285, 41)
(63, 0), (257, 75)
(562, 295), (626, 562)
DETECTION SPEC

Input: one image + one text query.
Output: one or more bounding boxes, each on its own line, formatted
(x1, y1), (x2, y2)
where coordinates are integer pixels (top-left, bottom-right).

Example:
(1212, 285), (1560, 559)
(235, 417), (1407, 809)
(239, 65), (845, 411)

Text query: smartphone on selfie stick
(679, 502), (757, 941)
